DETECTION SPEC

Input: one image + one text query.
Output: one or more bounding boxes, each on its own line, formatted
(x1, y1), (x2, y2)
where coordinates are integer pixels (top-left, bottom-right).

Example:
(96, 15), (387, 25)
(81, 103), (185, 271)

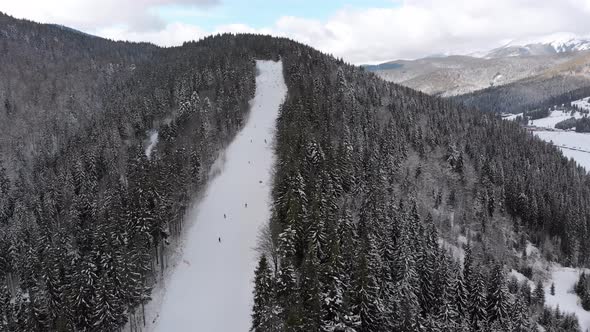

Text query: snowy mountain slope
(371, 32), (590, 97)
(148, 60), (286, 332)
(372, 53), (583, 96)
(485, 33), (590, 59)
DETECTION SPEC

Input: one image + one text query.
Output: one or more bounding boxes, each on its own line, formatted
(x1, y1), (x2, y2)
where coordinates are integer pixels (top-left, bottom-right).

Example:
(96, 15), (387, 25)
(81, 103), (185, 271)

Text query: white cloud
(97, 22), (207, 46)
(1, 0), (218, 32)
(268, 0), (590, 63)
(3, 0), (590, 63)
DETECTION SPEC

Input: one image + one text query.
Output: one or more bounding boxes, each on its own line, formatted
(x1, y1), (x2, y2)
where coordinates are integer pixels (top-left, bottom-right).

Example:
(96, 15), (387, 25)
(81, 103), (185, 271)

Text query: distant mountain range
(368, 32), (590, 97)
(481, 33), (590, 59)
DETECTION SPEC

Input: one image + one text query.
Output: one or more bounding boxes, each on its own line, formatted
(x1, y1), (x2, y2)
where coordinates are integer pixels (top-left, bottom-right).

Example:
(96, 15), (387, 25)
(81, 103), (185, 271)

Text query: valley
(505, 96), (590, 171)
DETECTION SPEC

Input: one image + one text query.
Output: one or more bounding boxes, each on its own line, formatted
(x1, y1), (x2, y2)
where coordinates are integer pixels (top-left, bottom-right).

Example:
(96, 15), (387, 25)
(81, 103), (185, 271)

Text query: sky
(2, 0), (590, 64)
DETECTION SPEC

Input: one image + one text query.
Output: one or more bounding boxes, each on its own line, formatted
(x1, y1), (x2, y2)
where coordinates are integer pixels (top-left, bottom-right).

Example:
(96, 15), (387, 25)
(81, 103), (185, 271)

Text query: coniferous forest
(1, 12), (590, 332)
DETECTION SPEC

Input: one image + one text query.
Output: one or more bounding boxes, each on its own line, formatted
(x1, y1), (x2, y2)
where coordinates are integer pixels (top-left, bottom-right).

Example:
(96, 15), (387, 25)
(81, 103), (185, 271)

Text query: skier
(218, 237), (221, 243)
(245, 203), (248, 208)
(224, 213), (226, 219)
(264, 139), (267, 144)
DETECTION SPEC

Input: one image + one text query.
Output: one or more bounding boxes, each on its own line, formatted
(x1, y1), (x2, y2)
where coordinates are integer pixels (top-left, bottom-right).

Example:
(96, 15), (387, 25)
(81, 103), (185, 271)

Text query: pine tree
(91, 276), (125, 331)
(469, 270), (487, 331)
(417, 214), (437, 316)
(276, 258), (298, 327)
(550, 282), (555, 296)
(486, 263), (510, 324)
(0, 281), (13, 330)
(252, 256), (279, 332)
(534, 280), (545, 307)
(463, 243), (473, 293)
(320, 215), (350, 331)
(392, 223), (421, 332)
(453, 269), (468, 323)
(519, 281), (532, 305)
(300, 249), (322, 331)
(352, 220), (383, 332)
(511, 295), (531, 332)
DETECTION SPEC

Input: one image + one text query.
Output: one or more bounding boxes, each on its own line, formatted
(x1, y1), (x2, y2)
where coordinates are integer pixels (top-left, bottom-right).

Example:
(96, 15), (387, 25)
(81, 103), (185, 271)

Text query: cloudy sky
(2, 0), (590, 64)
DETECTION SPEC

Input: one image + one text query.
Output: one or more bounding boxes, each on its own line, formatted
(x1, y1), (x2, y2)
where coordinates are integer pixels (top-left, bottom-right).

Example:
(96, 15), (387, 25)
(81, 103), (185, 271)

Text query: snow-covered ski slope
(152, 60), (286, 331)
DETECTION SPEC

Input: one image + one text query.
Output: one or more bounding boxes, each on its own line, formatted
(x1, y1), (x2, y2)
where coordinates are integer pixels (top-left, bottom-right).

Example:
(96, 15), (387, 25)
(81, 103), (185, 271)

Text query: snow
(439, 237), (465, 264)
(145, 130), (159, 159)
(509, 269), (535, 288)
(503, 32), (590, 53)
(534, 131), (590, 171)
(503, 113), (523, 121)
(509, 242), (590, 331)
(148, 60), (287, 332)
(573, 97), (590, 111)
(529, 110), (585, 128)
(526, 241), (540, 258)
(545, 266), (590, 332)
(501, 98), (590, 171)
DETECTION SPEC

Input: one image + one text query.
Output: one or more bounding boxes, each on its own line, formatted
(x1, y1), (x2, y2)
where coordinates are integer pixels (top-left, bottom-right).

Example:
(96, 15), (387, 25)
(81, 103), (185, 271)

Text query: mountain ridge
(0, 13), (589, 332)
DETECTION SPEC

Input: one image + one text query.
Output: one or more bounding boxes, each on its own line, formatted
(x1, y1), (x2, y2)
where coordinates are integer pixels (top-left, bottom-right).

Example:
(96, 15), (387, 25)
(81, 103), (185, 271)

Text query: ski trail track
(152, 60), (287, 331)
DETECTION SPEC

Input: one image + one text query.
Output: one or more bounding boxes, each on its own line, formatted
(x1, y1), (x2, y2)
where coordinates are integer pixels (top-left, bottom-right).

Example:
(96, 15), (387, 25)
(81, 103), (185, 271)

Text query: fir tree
(252, 256), (279, 332)
(486, 263), (510, 324)
(534, 280), (545, 307)
(469, 270), (487, 331)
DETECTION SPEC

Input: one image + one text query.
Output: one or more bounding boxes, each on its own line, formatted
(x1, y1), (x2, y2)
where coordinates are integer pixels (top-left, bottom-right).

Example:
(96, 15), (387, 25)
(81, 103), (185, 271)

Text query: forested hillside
(1, 12), (590, 332)
(0, 13), (259, 331)
(455, 75), (590, 114)
(249, 37), (589, 331)
(0, 12), (158, 174)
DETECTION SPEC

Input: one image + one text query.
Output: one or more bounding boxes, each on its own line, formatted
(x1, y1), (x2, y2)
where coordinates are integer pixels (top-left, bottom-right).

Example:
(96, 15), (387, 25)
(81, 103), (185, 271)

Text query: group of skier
(218, 136), (267, 243)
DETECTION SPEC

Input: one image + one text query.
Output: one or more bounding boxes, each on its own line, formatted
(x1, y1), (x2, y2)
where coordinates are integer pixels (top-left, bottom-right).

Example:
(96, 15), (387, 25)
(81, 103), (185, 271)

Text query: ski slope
(152, 60), (286, 332)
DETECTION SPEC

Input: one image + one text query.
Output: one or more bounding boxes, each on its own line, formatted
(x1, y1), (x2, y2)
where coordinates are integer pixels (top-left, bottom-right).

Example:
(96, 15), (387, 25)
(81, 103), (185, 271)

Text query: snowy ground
(144, 60), (286, 332)
(145, 130), (159, 159)
(439, 237), (465, 264)
(509, 242), (590, 332)
(544, 266), (590, 332)
(503, 113), (523, 121)
(534, 131), (590, 170)
(502, 99), (590, 172)
(573, 97), (590, 111)
(529, 110), (585, 128)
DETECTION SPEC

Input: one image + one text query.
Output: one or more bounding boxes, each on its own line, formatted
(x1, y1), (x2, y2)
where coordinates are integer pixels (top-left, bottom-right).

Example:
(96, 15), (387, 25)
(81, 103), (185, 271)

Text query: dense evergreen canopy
(0, 12), (588, 331)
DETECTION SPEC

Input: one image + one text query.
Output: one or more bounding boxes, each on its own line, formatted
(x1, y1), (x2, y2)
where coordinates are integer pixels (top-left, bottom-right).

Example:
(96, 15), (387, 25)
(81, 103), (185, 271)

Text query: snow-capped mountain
(484, 32), (590, 58)
(369, 32), (590, 96)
